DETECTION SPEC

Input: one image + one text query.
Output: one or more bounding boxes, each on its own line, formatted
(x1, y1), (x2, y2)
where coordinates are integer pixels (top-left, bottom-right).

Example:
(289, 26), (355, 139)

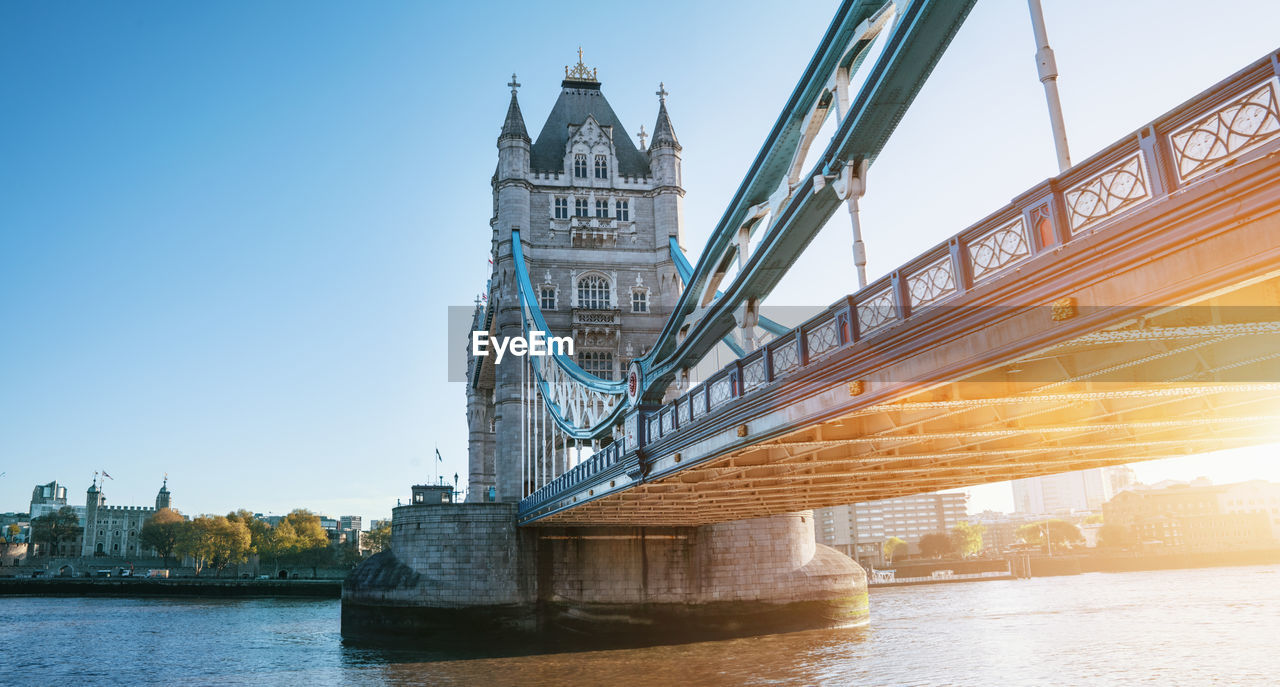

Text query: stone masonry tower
(467, 52), (685, 502)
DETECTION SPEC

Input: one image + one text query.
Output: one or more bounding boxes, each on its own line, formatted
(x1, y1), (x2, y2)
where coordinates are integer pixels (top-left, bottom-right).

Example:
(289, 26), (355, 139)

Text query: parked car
(94, 569), (113, 578)
(30, 570), (47, 578)
(257, 575), (271, 580)
(146, 569), (169, 579)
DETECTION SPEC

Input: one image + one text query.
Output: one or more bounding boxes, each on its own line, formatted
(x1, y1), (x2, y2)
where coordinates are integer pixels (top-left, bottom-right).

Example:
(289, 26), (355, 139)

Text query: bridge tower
(345, 54), (867, 645)
(468, 53), (684, 503)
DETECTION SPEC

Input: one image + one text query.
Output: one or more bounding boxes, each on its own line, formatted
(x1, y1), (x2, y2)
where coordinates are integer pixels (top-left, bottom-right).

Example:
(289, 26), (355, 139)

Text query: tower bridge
(344, 0), (1280, 642)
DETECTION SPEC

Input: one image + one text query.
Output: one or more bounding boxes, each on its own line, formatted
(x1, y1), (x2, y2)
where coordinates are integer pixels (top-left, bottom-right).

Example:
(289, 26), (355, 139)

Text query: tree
(882, 537), (908, 563)
(175, 515), (253, 577)
(261, 519), (299, 576)
(5, 524), (19, 541)
(140, 508), (184, 567)
(950, 521), (986, 558)
(206, 517), (252, 577)
(1017, 519), (1084, 550)
(176, 517), (216, 576)
(365, 520), (391, 554)
(30, 506), (81, 556)
(282, 510), (332, 579)
(226, 509), (270, 574)
(1098, 523), (1137, 549)
(918, 532), (954, 559)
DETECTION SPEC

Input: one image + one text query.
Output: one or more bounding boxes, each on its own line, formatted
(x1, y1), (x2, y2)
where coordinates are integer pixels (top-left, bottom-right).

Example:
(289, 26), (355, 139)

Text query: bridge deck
(518, 53), (1280, 527)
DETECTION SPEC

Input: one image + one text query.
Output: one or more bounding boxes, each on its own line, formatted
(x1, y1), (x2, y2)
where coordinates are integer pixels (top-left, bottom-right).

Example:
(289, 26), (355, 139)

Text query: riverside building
(815, 491), (968, 566)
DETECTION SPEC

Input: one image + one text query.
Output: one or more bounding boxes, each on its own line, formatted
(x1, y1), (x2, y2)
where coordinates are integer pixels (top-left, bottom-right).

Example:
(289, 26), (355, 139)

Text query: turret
(86, 481), (105, 513)
(497, 74), (531, 181)
(155, 476), (171, 510)
(649, 83), (685, 247)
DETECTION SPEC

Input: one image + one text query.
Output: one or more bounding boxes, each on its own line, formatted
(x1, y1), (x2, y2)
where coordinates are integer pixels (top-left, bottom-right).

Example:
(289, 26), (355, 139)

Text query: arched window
(577, 275), (610, 310)
(574, 154), (588, 178)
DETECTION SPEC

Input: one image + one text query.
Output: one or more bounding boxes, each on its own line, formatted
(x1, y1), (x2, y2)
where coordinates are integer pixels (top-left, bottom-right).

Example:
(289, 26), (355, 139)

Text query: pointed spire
(499, 73), (530, 143)
(650, 83), (680, 151)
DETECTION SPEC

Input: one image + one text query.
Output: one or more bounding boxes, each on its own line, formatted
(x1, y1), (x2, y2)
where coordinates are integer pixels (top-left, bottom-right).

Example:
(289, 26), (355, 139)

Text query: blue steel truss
(508, 0), (977, 439)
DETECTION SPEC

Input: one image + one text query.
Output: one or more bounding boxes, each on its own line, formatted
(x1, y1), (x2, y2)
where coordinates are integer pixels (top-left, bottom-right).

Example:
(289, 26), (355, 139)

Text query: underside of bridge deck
(537, 273), (1280, 525)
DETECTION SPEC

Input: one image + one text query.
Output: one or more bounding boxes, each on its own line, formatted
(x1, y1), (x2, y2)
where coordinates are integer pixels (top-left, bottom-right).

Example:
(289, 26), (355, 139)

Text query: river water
(4, 565), (1277, 686)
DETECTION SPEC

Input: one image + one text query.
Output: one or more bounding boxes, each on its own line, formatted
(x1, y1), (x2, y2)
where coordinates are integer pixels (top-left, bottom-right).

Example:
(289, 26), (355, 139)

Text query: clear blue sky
(2, 1), (1278, 522)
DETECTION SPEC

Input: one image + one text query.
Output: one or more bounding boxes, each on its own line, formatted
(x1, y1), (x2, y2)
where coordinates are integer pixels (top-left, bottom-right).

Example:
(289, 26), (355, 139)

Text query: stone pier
(342, 503), (867, 644)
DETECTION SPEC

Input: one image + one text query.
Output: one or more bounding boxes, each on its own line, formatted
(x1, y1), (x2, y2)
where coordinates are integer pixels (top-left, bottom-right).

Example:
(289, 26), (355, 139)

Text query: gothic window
(574, 154), (588, 178)
(554, 197), (569, 219)
(615, 199), (629, 221)
(578, 351), (615, 380)
(540, 286), (557, 311)
(594, 154), (608, 179)
(595, 200), (609, 218)
(632, 289), (649, 313)
(575, 198), (588, 217)
(577, 274), (610, 309)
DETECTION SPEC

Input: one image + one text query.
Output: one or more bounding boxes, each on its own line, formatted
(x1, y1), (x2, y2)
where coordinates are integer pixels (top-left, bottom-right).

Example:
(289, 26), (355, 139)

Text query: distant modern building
(816, 491), (968, 566)
(1102, 479), (1280, 551)
(29, 481), (69, 519)
(1012, 466), (1135, 515)
(28, 480), (86, 556)
(339, 515), (362, 533)
(81, 477), (173, 558)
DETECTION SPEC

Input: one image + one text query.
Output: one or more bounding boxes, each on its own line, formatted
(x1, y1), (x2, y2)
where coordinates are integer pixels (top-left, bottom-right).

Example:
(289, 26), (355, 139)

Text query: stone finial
(637, 125), (648, 150)
(656, 82), (669, 103)
(508, 73), (520, 95)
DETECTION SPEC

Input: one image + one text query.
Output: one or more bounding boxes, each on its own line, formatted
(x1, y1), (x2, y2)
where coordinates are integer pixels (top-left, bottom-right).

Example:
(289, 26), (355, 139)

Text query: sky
(2, 0), (1279, 522)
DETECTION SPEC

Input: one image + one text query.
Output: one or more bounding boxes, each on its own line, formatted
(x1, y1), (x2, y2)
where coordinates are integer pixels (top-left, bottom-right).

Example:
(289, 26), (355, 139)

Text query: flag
(435, 448), (443, 463)
(102, 471), (114, 480)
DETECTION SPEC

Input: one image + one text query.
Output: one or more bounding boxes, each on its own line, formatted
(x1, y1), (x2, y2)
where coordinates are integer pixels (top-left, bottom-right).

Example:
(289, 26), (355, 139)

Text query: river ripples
(3, 564), (1277, 685)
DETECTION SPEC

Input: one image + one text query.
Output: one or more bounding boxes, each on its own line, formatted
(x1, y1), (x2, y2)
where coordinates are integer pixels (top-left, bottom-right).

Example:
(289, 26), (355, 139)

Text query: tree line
(26, 505), (393, 577)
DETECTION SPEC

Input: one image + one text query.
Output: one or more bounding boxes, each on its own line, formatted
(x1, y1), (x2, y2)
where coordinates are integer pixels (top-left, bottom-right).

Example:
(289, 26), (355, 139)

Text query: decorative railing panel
(906, 254), (957, 308)
(772, 338), (800, 376)
(805, 317), (842, 359)
(573, 309), (621, 326)
(742, 356), (767, 392)
(1170, 77), (1280, 183)
(1064, 151), (1151, 233)
(969, 217), (1029, 281)
(857, 287), (896, 333)
(709, 375), (733, 409)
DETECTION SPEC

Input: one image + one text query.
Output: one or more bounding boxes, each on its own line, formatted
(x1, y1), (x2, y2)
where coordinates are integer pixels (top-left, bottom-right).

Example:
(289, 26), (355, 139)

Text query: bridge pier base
(342, 504), (867, 646)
